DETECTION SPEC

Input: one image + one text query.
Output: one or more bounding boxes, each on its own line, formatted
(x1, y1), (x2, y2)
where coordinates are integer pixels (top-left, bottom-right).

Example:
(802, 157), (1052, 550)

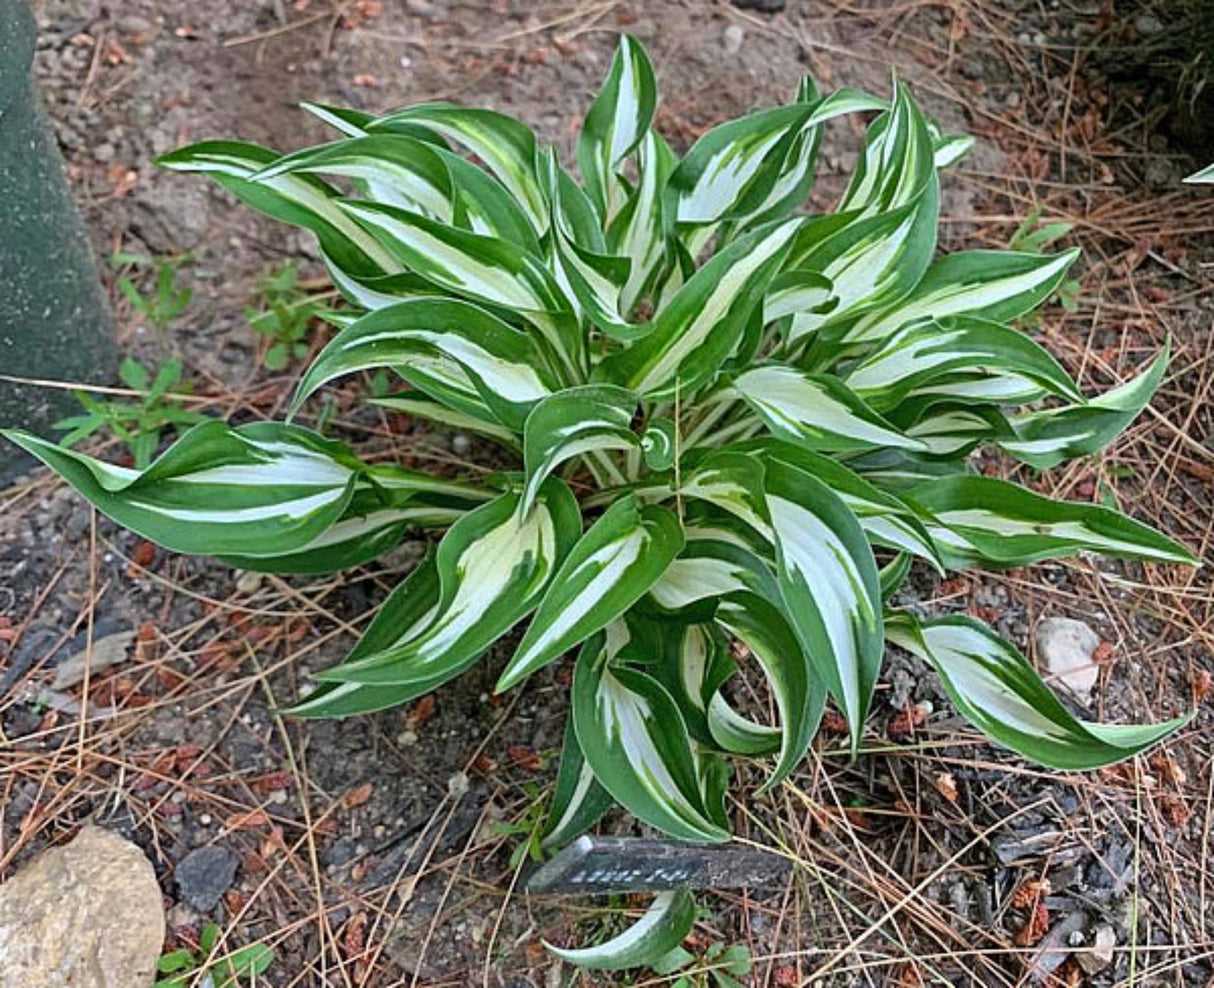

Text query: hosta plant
(4, 35), (1198, 969)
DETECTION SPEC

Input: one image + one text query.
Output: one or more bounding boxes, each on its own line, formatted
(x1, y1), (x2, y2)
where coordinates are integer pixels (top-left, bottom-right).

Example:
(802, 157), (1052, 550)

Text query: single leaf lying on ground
(887, 613), (1191, 770)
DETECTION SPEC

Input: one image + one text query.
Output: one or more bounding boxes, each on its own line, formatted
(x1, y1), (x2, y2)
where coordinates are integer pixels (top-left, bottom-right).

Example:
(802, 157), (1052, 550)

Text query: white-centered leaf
(578, 34), (658, 221)
(572, 634), (729, 843)
(648, 539), (778, 613)
(733, 364), (927, 451)
(286, 554), (443, 719)
(542, 717), (614, 849)
(668, 104), (812, 228)
(736, 438), (942, 569)
(545, 888), (697, 970)
(368, 103), (548, 233)
(607, 130), (677, 314)
(906, 474), (1197, 568)
(845, 316), (1082, 410)
(337, 199), (581, 377)
(1184, 163), (1214, 184)
(845, 247), (1080, 345)
(715, 591), (826, 790)
(596, 219), (801, 399)
(4, 421), (362, 557)
(156, 140), (399, 278)
(369, 395), (521, 450)
(998, 345), (1168, 469)
(316, 481), (581, 691)
(765, 459), (883, 748)
(520, 385), (639, 516)
(497, 496), (683, 691)
(291, 297), (557, 431)
(887, 613), (1191, 770)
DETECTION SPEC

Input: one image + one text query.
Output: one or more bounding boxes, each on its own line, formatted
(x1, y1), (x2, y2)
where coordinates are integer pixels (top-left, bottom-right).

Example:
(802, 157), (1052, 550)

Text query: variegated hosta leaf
(845, 316), (1082, 411)
(724, 77), (827, 234)
(369, 395), (521, 451)
(542, 717), (614, 849)
(367, 103), (548, 234)
(1184, 163), (1214, 184)
(845, 247), (1080, 345)
(906, 475), (1197, 568)
(715, 591), (826, 790)
(3, 421), (361, 556)
(998, 345), (1168, 469)
(520, 385), (639, 516)
(607, 130), (678, 315)
(788, 84), (939, 339)
(337, 200), (581, 378)
(222, 464), (488, 574)
(579, 34), (658, 221)
(887, 613), (1190, 770)
(300, 100), (378, 137)
(291, 298), (557, 431)
(668, 104), (814, 230)
(572, 634), (730, 842)
(737, 438), (942, 569)
(156, 141), (399, 278)
(641, 417), (677, 471)
(839, 82), (938, 216)
(764, 268), (835, 322)
(931, 132), (974, 169)
(496, 496), (684, 691)
(315, 481), (581, 692)
(648, 539), (779, 614)
(764, 459), (883, 748)
(545, 888), (697, 970)
(286, 555), (443, 718)
(543, 153), (635, 337)
(252, 134), (540, 251)
(596, 219), (802, 399)
(680, 450), (773, 542)
(732, 364), (927, 452)
(650, 622), (736, 742)
(901, 405), (1007, 457)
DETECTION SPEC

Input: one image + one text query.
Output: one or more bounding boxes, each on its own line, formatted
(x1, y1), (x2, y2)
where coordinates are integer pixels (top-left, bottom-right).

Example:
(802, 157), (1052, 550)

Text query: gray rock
(0, 826), (164, 986)
(174, 845), (239, 911)
(51, 628), (135, 689)
(723, 24), (745, 54)
(1036, 617), (1100, 700)
(1077, 925), (1116, 974)
(130, 178), (211, 252)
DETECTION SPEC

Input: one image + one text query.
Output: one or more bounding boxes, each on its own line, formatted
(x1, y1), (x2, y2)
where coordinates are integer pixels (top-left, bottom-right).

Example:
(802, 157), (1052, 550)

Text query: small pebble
(723, 24), (745, 54)
(447, 771), (469, 798)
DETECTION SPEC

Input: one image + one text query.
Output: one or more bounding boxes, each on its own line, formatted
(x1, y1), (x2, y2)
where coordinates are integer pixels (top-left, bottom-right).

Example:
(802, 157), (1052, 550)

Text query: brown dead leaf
(344, 782), (374, 808)
(934, 772), (958, 803)
(1193, 669), (1212, 704)
(406, 694), (436, 728)
(507, 745), (543, 772)
(887, 702), (929, 740)
(1011, 877), (1051, 908)
(1014, 901), (1050, 946)
(228, 809), (271, 829)
(1149, 751), (1187, 786)
(1159, 792), (1190, 828)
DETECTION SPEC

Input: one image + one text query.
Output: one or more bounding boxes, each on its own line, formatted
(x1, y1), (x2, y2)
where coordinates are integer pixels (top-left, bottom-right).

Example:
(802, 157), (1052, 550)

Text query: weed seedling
(154, 923), (274, 987)
(245, 261), (323, 371)
(54, 357), (204, 467)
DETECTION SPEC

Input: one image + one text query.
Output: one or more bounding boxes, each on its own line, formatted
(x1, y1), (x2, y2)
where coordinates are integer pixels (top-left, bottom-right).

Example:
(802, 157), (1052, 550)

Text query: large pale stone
(0, 826), (165, 987)
(1036, 617), (1101, 700)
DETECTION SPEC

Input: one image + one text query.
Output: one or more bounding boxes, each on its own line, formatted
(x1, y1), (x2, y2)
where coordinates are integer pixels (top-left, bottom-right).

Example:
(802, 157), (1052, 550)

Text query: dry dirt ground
(2, 1), (1213, 985)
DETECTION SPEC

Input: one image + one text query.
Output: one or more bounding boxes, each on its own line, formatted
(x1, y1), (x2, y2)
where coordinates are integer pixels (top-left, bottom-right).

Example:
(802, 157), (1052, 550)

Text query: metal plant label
(526, 836), (790, 895)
